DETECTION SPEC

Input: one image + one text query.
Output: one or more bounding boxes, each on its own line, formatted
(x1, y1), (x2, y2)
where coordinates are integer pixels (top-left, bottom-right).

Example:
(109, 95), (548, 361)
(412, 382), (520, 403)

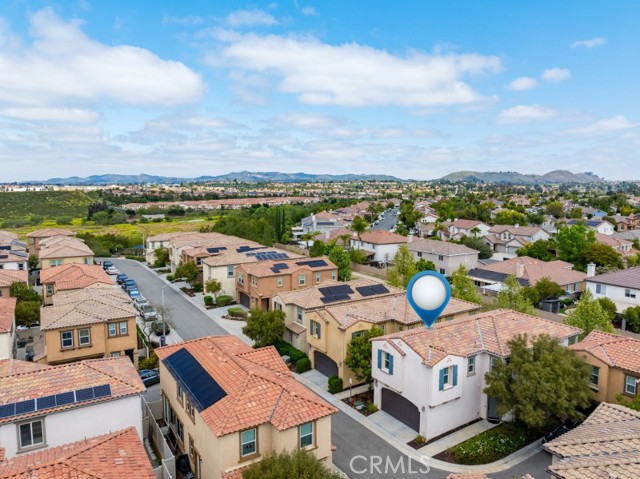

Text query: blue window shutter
(377, 350), (382, 369)
(453, 365), (458, 387)
(317, 323), (321, 339)
(389, 355), (394, 375)
(439, 368), (445, 391)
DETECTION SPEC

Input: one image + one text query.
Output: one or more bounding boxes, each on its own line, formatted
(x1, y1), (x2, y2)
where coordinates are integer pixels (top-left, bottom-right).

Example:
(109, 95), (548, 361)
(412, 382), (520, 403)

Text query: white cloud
(565, 115), (637, 136)
(225, 9), (277, 28)
(507, 76), (538, 91)
(0, 107), (98, 123)
(541, 68), (571, 83)
(272, 113), (342, 129)
(210, 33), (502, 107)
(301, 6), (318, 16)
(497, 105), (557, 124)
(571, 37), (607, 49)
(0, 9), (205, 108)
(162, 15), (204, 25)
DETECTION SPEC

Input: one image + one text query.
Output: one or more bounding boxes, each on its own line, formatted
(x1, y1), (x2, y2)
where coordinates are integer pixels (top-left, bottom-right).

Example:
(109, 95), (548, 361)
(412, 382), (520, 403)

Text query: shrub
(296, 358), (311, 373)
(193, 282), (203, 293)
(204, 295), (214, 307)
(328, 376), (343, 394)
(216, 295), (233, 306)
(227, 307), (248, 319)
(272, 340), (307, 364)
(125, 255), (145, 262)
(139, 352), (158, 370)
(366, 403), (378, 414)
(450, 422), (532, 464)
(166, 274), (175, 282)
(414, 434), (426, 445)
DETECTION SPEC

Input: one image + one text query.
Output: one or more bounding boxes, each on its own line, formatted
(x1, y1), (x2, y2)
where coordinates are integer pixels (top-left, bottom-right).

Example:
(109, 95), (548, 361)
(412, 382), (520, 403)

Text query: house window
(177, 383), (184, 403)
(227, 266), (234, 278)
(109, 321), (128, 337)
(18, 420), (44, 450)
(78, 328), (91, 346)
(626, 289), (637, 299)
(240, 428), (257, 457)
(186, 398), (195, 422)
(108, 323), (117, 337)
(438, 365), (458, 391)
(467, 355), (476, 375)
(596, 284), (606, 295)
(251, 275), (257, 287)
(84, 258), (91, 265)
(625, 375), (637, 395)
(590, 366), (599, 387)
(46, 284), (53, 295)
(568, 335), (578, 345)
(238, 273), (244, 285)
(299, 274), (306, 286)
(377, 350), (394, 375)
(352, 331), (364, 340)
(490, 356), (501, 371)
(111, 351), (121, 357)
(439, 268), (445, 275)
(296, 307), (303, 323)
(60, 330), (73, 349)
(18, 263), (24, 270)
(299, 422), (314, 449)
(315, 272), (321, 283)
(417, 252), (423, 258)
(310, 320), (321, 339)
(331, 270), (337, 280)
(277, 276), (283, 287)
(438, 255), (444, 261)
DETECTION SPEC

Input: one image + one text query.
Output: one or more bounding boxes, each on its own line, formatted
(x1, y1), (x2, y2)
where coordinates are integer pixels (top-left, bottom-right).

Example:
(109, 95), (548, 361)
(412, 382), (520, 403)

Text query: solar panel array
(247, 251), (289, 261)
(319, 284), (354, 304)
(271, 262), (290, 273)
(0, 384), (112, 420)
(206, 246), (227, 254)
(355, 284), (390, 297)
(296, 260), (328, 268)
(0, 245), (10, 251)
(12, 251), (28, 258)
(236, 245), (265, 253)
(163, 348), (226, 411)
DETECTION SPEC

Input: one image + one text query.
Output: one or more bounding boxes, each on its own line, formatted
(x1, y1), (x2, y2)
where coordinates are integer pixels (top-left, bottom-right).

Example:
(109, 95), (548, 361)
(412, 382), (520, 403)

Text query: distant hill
(0, 190), (96, 220)
(29, 171), (404, 185)
(440, 170), (604, 184)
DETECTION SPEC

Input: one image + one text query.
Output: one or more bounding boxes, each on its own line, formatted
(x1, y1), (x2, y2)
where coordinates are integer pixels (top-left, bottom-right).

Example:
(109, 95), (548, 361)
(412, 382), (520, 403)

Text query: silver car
(134, 296), (150, 312)
(140, 304), (158, 321)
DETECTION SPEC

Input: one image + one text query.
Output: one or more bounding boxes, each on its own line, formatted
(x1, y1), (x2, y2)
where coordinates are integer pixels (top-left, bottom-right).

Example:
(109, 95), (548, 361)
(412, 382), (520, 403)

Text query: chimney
(514, 223), (519, 229)
(407, 234), (413, 243)
(516, 262), (525, 278)
(587, 263), (596, 278)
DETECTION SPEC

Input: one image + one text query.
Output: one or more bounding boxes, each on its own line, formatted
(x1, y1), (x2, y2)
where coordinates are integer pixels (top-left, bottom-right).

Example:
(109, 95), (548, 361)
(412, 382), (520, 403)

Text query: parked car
(116, 273), (127, 285)
(128, 289), (141, 299)
(139, 369), (160, 387)
(140, 304), (158, 321)
(102, 261), (113, 270)
(133, 296), (149, 311)
(543, 419), (582, 443)
(106, 266), (119, 275)
(151, 320), (171, 336)
(123, 280), (137, 292)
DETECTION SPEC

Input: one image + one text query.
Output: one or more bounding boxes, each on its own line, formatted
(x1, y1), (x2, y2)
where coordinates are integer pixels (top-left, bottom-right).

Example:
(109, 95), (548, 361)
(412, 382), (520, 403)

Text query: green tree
(564, 289), (614, 339)
(545, 201), (565, 219)
(450, 265), (482, 304)
(484, 334), (592, 429)
(387, 245), (417, 290)
(328, 246), (351, 281)
(242, 309), (286, 348)
(92, 210), (111, 225)
(516, 240), (555, 261)
(55, 216), (73, 225)
(10, 282), (41, 303)
(416, 258), (436, 272)
(344, 326), (384, 384)
(496, 275), (537, 315)
(460, 236), (493, 260)
(301, 231), (320, 250)
(525, 277), (564, 305)
(351, 215), (368, 239)
(153, 247), (170, 267)
(623, 305), (640, 331)
(14, 301), (40, 327)
(242, 449), (343, 479)
(494, 210), (528, 226)
(27, 254), (39, 271)
(398, 201), (423, 230)
(110, 211), (128, 224)
(174, 261), (199, 288)
(597, 297), (617, 321)
(583, 242), (624, 270)
(204, 279), (222, 299)
(556, 224), (596, 270)
(309, 239), (327, 257)
(349, 248), (369, 265)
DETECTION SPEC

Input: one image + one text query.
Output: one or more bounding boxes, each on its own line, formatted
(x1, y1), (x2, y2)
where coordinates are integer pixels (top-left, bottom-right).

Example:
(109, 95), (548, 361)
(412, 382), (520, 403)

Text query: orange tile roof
(0, 270), (28, 288)
(357, 230), (408, 245)
(155, 336), (337, 437)
(221, 467), (247, 479)
(378, 309), (581, 366)
(570, 330), (640, 374)
(470, 256), (586, 287)
(42, 288), (135, 330)
(0, 297), (16, 334)
(0, 359), (50, 378)
(26, 228), (75, 238)
(0, 231), (18, 241)
(448, 219), (486, 230)
(408, 238), (480, 256)
(0, 357), (144, 425)
(40, 264), (113, 291)
(238, 256), (336, 278)
(0, 427), (155, 479)
(203, 247), (301, 267)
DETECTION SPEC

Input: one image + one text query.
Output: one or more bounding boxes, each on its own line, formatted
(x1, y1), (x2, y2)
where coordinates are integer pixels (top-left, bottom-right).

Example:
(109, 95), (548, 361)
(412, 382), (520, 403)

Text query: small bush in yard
(139, 352), (158, 370)
(216, 295), (233, 306)
(296, 358), (311, 373)
(328, 376), (343, 394)
(414, 435), (426, 445)
(450, 422), (531, 464)
(273, 340), (307, 363)
(166, 274), (175, 282)
(227, 307), (248, 319)
(193, 282), (203, 293)
(203, 295), (214, 307)
(366, 403), (378, 414)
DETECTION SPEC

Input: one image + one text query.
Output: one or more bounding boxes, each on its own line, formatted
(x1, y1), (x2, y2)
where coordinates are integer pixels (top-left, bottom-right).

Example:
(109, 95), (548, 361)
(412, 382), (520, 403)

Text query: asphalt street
(110, 259), (229, 340)
(370, 207), (400, 231)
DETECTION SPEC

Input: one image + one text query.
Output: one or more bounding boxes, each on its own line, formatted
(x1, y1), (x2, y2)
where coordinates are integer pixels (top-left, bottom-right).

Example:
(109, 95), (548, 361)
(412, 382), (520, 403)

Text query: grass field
(0, 191), (98, 220)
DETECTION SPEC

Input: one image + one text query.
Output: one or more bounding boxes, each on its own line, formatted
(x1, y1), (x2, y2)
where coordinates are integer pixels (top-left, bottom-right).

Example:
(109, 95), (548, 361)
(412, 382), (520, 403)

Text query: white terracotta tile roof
(543, 403), (640, 479)
(570, 330), (640, 374)
(0, 297), (16, 334)
(488, 225), (546, 237)
(26, 228), (75, 238)
(39, 236), (94, 259)
(155, 336), (337, 437)
(408, 238), (480, 256)
(357, 230), (408, 245)
(377, 309), (581, 366)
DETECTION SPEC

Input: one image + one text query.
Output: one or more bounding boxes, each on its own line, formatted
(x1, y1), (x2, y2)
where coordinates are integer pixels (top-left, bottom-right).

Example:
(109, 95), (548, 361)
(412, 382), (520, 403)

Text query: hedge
(216, 295), (233, 306)
(273, 340), (307, 364)
(227, 307), (248, 319)
(296, 358), (311, 373)
(204, 295), (214, 306)
(328, 376), (343, 394)
(125, 255), (145, 262)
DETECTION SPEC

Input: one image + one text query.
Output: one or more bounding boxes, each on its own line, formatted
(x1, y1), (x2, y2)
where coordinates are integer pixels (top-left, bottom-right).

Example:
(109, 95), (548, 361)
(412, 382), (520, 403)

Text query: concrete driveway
(301, 369), (330, 390)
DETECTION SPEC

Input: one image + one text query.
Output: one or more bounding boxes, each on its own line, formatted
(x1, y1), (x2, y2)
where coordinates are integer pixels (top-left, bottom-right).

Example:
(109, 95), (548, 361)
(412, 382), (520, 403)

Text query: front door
(487, 396), (501, 422)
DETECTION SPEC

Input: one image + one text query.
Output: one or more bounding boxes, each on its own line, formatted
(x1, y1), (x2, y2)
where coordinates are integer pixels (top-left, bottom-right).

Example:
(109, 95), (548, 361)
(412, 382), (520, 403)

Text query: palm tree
(470, 226), (481, 238)
(301, 231), (320, 250)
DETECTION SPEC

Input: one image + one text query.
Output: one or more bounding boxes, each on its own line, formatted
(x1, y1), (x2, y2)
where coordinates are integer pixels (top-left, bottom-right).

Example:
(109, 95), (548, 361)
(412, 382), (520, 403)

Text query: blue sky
(0, 1), (638, 181)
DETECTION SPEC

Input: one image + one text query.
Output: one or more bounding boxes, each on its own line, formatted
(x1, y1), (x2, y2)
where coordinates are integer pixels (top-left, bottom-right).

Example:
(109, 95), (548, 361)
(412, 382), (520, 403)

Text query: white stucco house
(350, 230), (407, 265)
(407, 237), (479, 276)
(371, 310), (580, 439)
(587, 266), (640, 312)
(567, 219), (615, 236)
(0, 297), (16, 360)
(0, 357), (145, 458)
(483, 225), (550, 259)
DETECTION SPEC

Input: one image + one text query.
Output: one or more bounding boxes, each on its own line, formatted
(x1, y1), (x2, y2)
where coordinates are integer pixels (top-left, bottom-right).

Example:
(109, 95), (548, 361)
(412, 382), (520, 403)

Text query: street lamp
(160, 282), (172, 346)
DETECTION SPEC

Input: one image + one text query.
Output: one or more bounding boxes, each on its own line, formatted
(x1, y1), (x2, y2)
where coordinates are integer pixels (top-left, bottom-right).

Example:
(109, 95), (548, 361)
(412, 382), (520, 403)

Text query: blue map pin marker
(406, 270), (451, 328)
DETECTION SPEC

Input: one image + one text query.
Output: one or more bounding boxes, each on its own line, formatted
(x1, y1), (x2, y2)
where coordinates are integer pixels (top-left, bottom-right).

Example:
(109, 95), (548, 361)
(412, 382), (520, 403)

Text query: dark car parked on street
(138, 369), (160, 387)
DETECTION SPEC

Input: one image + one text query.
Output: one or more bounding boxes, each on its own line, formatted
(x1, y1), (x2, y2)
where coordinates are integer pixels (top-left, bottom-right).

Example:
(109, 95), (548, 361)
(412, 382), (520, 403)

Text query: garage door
(239, 292), (251, 308)
(314, 351), (339, 378)
(381, 388), (420, 432)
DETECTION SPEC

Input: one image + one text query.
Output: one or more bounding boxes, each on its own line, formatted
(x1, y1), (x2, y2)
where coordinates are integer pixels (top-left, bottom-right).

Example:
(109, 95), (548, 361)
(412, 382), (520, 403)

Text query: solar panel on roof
(13, 251), (28, 258)
(371, 284), (389, 294)
(356, 286), (375, 297)
(15, 399), (35, 415)
(93, 384), (112, 398)
(75, 387), (95, 402)
(163, 348), (226, 411)
(37, 395), (57, 410)
(320, 295), (340, 304)
(0, 245), (9, 250)
(0, 404), (15, 419)
(333, 293), (351, 301)
(56, 392), (75, 406)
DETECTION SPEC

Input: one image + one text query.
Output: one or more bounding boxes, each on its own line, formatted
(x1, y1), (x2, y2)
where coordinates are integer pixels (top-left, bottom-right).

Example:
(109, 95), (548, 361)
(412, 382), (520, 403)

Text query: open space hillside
(0, 190), (97, 220)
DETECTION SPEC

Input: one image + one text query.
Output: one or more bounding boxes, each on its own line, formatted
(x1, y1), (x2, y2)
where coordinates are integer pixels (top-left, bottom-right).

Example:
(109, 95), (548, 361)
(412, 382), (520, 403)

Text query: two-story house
(154, 336), (337, 479)
(235, 256), (337, 310)
(26, 228), (75, 256)
(371, 309), (580, 437)
(570, 330), (640, 404)
(483, 225), (550, 258)
(350, 230), (407, 265)
(146, 232), (195, 264)
(0, 297), (16, 360)
(38, 236), (95, 269)
(0, 270), (28, 298)
(586, 266), (640, 312)
(0, 427), (155, 479)
(440, 219), (490, 241)
(567, 218), (615, 236)
(40, 264), (113, 306)
(594, 233), (635, 257)
(305, 290), (481, 386)
(407, 238), (479, 276)
(35, 287), (138, 365)
(180, 239), (267, 282)
(0, 357), (145, 458)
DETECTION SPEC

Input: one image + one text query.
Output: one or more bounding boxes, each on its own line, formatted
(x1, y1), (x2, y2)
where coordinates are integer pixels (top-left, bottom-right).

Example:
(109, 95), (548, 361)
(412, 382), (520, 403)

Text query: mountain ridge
(439, 169), (604, 184)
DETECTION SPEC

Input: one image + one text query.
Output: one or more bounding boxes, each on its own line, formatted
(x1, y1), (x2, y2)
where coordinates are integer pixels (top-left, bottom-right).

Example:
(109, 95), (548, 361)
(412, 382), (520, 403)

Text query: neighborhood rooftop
(39, 263), (112, 291)
(570, 330), (640, 374)
(586, 266), (640, 289)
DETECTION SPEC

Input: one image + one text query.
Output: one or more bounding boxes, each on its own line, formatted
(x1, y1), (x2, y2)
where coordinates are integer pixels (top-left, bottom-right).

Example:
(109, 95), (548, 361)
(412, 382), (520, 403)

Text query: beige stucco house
(38, 236), (95, 270)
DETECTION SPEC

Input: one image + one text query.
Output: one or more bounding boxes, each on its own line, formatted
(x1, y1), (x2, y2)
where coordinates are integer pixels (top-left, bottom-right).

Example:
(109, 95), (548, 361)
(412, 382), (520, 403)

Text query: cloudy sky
(0, 1), (638, 181)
